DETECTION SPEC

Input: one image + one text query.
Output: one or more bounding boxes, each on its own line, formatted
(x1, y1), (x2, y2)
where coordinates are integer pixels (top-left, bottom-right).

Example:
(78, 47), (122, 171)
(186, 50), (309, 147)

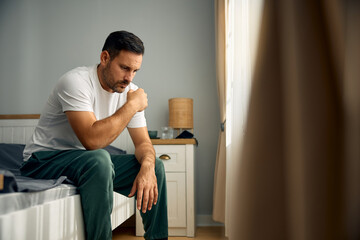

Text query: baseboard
(119, 213), (225, 227)
(196, 214), (224, 226)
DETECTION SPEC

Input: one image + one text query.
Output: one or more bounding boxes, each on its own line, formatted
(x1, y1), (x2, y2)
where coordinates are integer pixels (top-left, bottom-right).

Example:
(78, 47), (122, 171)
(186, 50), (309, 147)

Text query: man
(21, 31), (168, 240)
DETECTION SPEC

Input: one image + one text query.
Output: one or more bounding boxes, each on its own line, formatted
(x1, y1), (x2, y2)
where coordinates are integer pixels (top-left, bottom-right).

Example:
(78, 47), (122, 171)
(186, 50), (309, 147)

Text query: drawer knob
(159, 154), (171, 160)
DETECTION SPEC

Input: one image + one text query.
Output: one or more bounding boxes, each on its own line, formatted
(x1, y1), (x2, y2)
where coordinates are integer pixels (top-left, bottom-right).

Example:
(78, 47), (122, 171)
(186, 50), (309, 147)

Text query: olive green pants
(20, 149), (168, 240)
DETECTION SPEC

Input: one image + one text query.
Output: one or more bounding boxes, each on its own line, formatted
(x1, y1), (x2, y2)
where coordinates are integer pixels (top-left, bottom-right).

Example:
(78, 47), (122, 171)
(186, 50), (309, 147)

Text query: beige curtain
(212, 0), (227, 223)
(229, 0), (360, 239)
(343, 1), (360, 237)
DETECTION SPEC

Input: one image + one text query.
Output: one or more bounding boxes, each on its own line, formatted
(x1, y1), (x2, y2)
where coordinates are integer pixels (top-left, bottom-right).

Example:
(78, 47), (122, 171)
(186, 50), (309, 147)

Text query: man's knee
(81, 149), (114, 180)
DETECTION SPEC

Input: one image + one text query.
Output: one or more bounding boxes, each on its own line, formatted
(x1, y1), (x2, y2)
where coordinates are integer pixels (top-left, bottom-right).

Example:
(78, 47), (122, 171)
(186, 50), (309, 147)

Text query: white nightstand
(136, 139), (196, 237)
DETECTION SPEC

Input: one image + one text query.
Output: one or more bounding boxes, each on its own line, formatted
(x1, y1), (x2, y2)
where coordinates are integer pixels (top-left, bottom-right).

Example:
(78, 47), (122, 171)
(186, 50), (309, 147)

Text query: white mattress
(0, 184), (78, 216)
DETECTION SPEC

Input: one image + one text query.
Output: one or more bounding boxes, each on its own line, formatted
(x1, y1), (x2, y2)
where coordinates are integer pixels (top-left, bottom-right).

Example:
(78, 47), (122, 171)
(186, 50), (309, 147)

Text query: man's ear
(100, 51), (111, 65)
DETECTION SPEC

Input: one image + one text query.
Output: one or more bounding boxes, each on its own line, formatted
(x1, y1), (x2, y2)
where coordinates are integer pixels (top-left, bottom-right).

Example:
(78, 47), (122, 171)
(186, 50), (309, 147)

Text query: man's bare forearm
(127, 126), (158, 212)
(135, 141), (156, 166)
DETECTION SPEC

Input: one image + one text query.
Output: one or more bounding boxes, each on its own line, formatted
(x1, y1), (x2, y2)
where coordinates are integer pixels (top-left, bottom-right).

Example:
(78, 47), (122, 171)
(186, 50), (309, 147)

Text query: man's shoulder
(57, 66), (95, 88)
(61, 66), (95, 80)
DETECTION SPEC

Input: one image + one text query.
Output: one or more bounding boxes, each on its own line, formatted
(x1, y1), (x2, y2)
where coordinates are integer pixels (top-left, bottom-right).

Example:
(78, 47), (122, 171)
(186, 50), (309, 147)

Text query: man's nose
(124, 72), (134, 82)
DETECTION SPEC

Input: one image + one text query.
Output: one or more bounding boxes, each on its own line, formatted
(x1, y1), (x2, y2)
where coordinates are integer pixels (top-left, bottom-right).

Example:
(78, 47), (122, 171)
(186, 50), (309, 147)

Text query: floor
(112, 226), (228, 240)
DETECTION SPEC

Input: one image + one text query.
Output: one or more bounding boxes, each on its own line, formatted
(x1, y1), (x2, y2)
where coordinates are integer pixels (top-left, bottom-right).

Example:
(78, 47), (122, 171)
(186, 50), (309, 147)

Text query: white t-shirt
(23, 65), (146, 161)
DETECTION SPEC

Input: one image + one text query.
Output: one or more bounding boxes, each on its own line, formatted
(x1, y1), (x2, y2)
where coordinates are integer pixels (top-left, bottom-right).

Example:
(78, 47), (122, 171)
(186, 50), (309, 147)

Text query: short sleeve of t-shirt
(127, 110), (146, 128)
(56, 70), (94, 113)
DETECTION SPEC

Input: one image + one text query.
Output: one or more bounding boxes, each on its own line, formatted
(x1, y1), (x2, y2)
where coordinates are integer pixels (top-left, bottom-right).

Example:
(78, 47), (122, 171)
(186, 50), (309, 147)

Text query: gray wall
(0, 0), (219, 221)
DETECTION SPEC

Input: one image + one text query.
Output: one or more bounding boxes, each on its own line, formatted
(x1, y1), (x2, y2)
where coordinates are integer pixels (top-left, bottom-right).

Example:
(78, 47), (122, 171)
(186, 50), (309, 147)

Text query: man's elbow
(81, 138), (102, 150)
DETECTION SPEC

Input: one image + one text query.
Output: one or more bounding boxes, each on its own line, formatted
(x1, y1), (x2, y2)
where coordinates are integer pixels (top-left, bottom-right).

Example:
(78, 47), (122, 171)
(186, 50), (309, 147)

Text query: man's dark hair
(102, 31), (144, 59)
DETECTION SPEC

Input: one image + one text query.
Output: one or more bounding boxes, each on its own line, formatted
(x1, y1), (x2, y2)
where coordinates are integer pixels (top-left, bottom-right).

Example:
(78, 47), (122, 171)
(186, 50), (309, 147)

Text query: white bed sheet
(0, 184), (77, 216)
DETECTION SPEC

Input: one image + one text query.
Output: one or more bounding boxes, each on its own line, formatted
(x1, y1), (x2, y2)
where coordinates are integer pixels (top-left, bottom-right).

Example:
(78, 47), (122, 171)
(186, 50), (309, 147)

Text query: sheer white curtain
(224, 0), (264, 235)
(213, 0), (264, 234)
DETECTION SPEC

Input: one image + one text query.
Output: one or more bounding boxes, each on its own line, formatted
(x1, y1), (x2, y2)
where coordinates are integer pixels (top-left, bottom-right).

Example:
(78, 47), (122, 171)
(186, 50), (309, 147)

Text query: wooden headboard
(0, 114), (135, 153)
(0, 114), (40, 120)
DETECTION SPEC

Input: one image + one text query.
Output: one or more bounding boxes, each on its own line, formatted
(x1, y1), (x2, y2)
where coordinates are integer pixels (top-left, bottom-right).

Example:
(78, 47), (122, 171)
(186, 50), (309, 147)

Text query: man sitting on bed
(20, 31), (168, 240)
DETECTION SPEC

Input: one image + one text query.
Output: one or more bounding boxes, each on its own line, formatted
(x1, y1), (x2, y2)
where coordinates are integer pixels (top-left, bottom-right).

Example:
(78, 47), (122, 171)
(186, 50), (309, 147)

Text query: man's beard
(111, 80), (129, 93)
(102, 65), (128, 93)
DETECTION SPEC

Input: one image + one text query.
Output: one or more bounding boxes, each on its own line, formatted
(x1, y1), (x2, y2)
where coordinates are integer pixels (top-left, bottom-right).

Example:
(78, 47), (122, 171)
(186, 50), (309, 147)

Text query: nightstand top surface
(151, 138), (197, 145)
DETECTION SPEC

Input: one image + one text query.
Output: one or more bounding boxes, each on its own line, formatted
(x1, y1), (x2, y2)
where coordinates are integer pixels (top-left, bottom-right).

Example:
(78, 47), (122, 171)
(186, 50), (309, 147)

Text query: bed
(0, 114), (137, 240)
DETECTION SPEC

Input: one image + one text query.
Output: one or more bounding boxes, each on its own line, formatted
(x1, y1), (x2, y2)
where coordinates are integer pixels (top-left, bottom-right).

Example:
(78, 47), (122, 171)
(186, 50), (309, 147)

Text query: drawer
(154, 145), (186, 172)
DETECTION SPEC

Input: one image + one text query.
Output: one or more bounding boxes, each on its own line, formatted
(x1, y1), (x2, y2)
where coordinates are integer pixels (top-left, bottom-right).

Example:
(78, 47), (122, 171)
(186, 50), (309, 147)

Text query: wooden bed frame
(0, 114), (136, 240)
